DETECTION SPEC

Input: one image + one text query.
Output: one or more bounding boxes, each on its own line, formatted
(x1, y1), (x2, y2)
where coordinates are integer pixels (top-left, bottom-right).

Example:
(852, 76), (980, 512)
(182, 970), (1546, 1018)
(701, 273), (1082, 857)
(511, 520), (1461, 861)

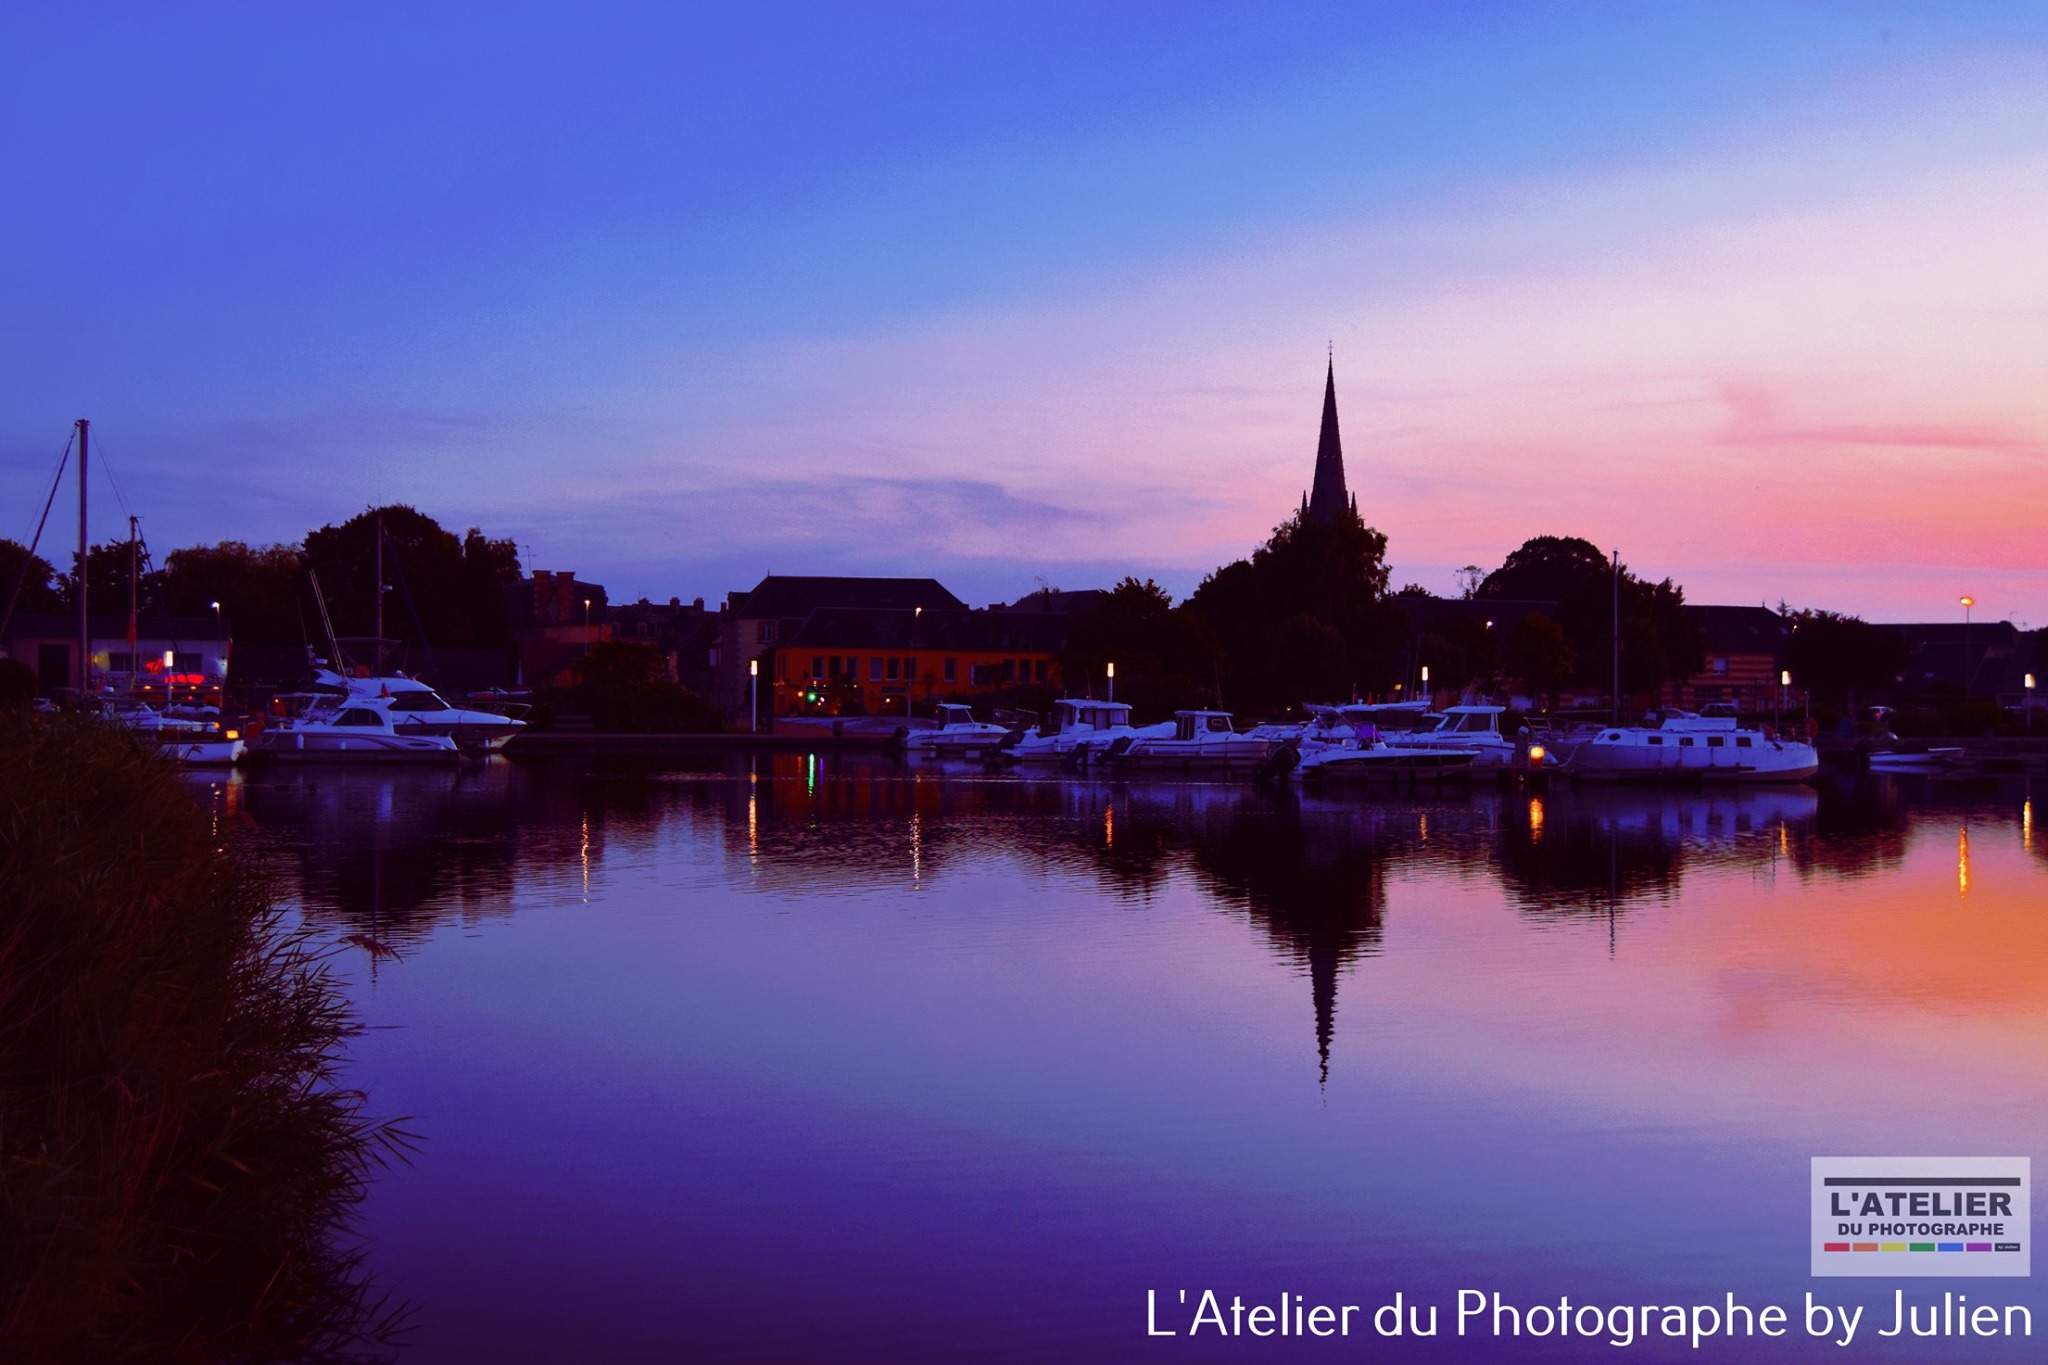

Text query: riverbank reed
(1, 712), (409, 1362)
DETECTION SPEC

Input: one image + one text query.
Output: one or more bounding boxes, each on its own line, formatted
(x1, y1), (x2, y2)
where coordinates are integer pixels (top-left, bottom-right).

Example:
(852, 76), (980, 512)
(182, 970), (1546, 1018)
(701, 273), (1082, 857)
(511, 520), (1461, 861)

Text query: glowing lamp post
(2027, 672), (2037, 735)
(1779, 668), (1790, 729)
(1960, 595), (1976, 697)
(1420, 664), (1430, 703)
(749, 658), (759, 733)
(1106, 660), (1115, 704)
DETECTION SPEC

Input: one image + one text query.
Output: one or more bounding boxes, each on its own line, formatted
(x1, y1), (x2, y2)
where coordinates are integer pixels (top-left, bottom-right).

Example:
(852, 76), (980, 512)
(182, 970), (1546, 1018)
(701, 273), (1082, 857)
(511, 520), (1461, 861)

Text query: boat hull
(253, 732), (464, 763)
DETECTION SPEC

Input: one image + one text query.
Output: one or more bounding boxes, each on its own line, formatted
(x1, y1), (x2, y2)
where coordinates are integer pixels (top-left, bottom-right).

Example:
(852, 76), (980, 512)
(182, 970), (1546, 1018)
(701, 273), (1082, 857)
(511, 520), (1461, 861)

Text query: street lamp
(1106, 660), (1115, 703)
(1420, 664), (1430, 702)
(1959, 595), (1975, 697)
(1779, 668), (1790, 730)
(749, 658), (759, 733)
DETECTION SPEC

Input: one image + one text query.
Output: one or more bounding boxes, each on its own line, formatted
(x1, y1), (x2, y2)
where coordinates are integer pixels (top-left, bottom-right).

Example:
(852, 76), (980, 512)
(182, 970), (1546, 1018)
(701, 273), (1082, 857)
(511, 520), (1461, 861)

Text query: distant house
(1664, 605), (1792, 711)
(1, 613), (231, 700)
(771, 605), (1067, 717)
(1884, 620), (2031, 700)
(714, 576), (965, 717)
(506, 570), (610, 686)
(607, 595), (719, 696)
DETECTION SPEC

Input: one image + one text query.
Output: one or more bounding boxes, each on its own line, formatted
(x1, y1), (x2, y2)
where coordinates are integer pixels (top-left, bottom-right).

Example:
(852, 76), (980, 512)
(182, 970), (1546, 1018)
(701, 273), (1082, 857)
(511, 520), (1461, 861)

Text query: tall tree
(1474, 535), (1702, 697)
(0, 539), (62, 617)
(302, 506), (521, 648)
(1187, 507), (1402, 708)
(160, 542), (308, 645)
(1784, 609), (1907, 709)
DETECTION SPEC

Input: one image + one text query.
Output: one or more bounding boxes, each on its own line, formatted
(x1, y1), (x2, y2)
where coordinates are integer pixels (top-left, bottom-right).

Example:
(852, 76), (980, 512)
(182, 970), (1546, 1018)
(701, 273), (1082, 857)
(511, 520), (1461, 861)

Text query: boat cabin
(1423, 705), (1506, 736)
(1170, 710), (1238, 741)
(933, 703), (976, 726)
(1051, 700), (1133, 733)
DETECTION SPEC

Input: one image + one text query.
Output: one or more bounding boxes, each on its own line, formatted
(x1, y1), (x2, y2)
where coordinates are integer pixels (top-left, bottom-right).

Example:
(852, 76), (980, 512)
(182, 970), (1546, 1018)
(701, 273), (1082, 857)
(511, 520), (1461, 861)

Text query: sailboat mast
(76, 418), (89, 695)
(374, 512), (383, 647)
(127, 515), (139, 697)
(1610, 548), (1620, 726)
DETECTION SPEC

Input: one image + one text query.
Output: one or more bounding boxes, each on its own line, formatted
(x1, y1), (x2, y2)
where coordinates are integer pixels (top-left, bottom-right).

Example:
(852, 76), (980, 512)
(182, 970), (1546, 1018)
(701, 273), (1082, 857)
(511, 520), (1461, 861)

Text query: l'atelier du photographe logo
(1812, 1157), (2030, 1278)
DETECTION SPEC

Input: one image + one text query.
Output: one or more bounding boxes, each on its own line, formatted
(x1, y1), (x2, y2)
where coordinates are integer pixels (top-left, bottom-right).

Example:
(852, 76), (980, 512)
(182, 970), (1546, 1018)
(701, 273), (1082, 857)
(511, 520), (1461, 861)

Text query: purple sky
(5, 4), (2045, 624)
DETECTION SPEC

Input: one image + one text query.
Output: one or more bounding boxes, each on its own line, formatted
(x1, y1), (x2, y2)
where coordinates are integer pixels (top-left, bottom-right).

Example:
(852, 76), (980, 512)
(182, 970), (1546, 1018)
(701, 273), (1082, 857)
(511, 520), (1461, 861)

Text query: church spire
(1306, 356), (1348, 527)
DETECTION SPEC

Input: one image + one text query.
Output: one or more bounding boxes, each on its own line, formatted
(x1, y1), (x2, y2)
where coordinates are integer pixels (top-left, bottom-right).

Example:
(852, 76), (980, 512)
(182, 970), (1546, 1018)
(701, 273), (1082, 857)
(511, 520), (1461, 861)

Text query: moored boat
(316, 669), (526, 749)
(1108, 710), (1276, 771)
(251, 695), (466, 763)
(1006, 699), (1168, 765)
(1565, 712), (1818, 784)
(900, 703), (1012, 757)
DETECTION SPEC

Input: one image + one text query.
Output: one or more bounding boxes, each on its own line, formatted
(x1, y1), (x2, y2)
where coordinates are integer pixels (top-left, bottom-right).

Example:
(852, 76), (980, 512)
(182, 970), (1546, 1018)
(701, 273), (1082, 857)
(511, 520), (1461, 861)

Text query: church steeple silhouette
(1305, 357), (1350, 527)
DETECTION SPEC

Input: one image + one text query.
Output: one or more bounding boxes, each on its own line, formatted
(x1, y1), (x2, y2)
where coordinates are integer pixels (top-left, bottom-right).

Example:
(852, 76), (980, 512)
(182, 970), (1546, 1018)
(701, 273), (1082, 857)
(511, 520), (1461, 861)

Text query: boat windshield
(388, 691), (451, 712)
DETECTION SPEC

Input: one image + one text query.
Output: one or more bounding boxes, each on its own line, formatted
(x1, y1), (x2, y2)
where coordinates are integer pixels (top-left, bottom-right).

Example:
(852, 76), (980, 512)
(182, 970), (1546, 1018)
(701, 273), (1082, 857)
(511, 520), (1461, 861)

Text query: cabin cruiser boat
(1297, 738), (1479, 783)
(1382, 704), (1531, 769)
(251, 695), (465, 763)
(314, 668), (526, 749)
(1006, 700), (1169, 765)
(900, 703), (1012, 757)
(1109, 710), (1276, 771)
(1565, 712), (1818, 783)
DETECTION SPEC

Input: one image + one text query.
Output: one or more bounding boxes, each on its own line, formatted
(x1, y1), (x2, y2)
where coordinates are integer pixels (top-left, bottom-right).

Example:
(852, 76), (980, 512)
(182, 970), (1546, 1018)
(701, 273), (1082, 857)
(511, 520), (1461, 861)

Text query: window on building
(1711, 656), (1728, 675)
(759, 621), (776, 644)
(873, 657), (886, 681)
(944, 658), (957, 683)
(1035, 660), (1048, 683)
(810, 656), (823, 679)
(902, 657), (916, 680)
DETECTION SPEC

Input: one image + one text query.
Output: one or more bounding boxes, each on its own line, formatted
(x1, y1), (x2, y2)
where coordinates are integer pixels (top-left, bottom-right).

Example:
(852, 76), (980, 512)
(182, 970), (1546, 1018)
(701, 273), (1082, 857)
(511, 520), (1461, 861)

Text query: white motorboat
(1296, 739), (1479, 783)
(1565, 712), (1818, 784)
(99, 700), (246, 765)
(314, 669), (527, 749)
(251, 695), (465, 763)
(1381, 704), (1531, 769)
(1109, 710), (1276, 771)
(900, 703), (1012, 757)
(1006, 699), (1169, 765)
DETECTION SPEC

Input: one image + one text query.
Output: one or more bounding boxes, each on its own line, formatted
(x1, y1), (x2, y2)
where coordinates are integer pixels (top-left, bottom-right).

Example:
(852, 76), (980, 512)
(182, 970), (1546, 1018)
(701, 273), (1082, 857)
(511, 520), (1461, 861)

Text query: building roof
(783, 607), (1066, 654)
(1003, 588), (1109, 616)
(1306, 359), (1350, 527)
(730, 575), (965, 620)
(1686, 604), (1789, 656)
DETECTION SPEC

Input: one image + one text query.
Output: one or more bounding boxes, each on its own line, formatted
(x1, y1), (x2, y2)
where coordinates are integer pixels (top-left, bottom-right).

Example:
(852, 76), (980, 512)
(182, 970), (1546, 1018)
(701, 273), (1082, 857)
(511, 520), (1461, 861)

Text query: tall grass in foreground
(0, 712), (408, 1362)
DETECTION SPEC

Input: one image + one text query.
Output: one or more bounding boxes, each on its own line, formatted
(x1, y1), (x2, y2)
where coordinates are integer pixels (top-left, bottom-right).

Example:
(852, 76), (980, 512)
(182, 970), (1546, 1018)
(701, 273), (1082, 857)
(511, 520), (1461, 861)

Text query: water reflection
(195, 758), (2048, 1364)
(186, 758), (2045, 1097)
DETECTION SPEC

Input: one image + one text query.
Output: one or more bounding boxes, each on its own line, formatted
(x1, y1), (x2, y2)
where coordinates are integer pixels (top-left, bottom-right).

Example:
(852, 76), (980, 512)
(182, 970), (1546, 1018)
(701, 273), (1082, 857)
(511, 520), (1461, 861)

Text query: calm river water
(183, 757), (2047, 1363)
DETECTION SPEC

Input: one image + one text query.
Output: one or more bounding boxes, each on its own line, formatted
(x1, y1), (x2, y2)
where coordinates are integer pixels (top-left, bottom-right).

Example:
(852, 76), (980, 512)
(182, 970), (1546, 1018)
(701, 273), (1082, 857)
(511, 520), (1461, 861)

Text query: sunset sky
(5, 3), (2045, 622)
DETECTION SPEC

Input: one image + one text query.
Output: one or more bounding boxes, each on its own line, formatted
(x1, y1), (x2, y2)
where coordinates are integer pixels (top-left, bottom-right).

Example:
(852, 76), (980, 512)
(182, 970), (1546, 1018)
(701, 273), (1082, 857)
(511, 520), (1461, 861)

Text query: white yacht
(1566, 712), (1818, 783)
(315, 669), (526, 749)
(1383, 704), (1530, 769)
(1296, 738), (1479, 783)
(900, 703), (1012, 757)
(252, 695), (465, 763)
(1006, 700), (1168, 765)
(1110, 710), (1276, 771)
